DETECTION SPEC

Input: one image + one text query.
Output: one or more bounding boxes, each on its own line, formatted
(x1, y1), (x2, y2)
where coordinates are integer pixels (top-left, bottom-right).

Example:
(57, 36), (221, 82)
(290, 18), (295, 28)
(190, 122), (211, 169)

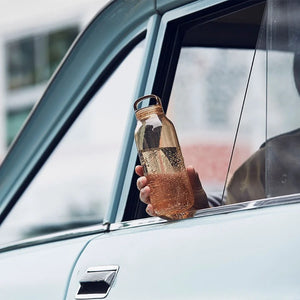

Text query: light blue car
(1, 0), (300, 299)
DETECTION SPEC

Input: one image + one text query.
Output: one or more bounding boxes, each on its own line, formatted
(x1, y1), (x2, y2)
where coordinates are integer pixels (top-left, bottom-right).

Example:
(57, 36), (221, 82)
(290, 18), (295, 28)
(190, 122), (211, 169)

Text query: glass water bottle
(134, 94), (195, 220)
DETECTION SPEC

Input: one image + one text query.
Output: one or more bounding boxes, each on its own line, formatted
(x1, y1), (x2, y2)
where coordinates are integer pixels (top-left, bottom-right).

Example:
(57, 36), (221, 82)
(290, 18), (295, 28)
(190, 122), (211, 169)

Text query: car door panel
(66, 203), (300, 299)
(0, 234), (101, 300)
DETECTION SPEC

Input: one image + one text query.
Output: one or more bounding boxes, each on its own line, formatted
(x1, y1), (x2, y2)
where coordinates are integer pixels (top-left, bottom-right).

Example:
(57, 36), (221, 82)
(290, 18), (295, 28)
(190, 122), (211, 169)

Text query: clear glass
(227, 0), (300, 203)
(169, 2), (267, 205)
(170, 47), (263, 202)
(0, 40), (145, 244)
(225, 47), (267, 204)
(171, 0), (300, 206)
(134, 95), (195, 220)
(265, 0), (300, 198)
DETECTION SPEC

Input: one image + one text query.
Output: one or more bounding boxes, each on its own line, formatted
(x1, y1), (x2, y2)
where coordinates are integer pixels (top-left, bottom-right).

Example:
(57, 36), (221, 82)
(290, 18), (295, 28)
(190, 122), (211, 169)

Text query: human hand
(135, 165), (209, 218)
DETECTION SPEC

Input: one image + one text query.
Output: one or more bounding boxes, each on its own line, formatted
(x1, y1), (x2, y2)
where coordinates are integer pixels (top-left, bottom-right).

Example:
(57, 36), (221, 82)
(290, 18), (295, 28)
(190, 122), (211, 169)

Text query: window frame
(122, 0), (263, 221)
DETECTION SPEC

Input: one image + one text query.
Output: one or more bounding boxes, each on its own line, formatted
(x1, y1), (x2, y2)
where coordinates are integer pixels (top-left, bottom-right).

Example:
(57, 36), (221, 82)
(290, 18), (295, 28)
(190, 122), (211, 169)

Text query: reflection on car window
(0, 39), (145, 244)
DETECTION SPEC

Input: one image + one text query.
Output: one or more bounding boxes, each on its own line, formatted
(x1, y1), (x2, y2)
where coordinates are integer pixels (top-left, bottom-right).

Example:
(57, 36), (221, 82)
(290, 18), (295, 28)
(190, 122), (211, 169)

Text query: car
(1, 0), (300, 298)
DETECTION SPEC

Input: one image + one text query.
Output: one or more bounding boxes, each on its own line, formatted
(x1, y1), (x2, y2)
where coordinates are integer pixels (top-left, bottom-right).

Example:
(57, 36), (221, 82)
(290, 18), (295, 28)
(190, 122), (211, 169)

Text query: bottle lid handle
(134, 94), (162, 111)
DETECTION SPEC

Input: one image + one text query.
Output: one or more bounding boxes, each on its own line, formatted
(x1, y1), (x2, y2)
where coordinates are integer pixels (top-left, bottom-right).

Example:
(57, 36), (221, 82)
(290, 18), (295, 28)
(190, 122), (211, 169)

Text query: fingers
(136, 175), (147, 191)
(135, 165), (151, 205)
(135, 165), (144, 177)
(145, 204), (157, 217)
(137, 176), (150, 204)
(136, 165), (208, 218)
(135, 165), (156, 216)
(140, 185), (151, 205)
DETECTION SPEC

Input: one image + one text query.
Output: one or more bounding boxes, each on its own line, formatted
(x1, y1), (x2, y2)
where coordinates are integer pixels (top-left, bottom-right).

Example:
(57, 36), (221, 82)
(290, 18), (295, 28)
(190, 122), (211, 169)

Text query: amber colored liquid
(139, 147), (195, 219)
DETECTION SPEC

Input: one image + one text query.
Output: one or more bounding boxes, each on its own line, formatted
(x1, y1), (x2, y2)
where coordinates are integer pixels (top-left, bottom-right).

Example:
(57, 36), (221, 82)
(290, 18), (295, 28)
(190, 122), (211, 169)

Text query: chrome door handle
(76, 265), (119, 299)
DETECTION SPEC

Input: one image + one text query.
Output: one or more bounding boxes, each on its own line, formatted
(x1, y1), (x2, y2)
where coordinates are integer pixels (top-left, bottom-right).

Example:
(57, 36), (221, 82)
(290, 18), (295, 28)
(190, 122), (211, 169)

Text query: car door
(64, 0), (300, 299)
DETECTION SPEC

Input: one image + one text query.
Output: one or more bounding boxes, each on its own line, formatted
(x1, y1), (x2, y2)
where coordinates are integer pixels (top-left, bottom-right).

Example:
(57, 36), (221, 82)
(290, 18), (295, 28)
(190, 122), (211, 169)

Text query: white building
(0, 0), (110, 161)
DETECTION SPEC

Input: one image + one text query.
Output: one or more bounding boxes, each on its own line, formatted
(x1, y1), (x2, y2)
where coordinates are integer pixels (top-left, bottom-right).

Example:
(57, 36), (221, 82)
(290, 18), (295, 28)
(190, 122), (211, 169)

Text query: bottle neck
(135, 105), (164, 121)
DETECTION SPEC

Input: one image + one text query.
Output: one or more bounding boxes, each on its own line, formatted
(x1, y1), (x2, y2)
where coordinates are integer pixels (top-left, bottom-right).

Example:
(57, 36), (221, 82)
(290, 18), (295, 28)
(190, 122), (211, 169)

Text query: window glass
(225, 47), (267, 204)
(170, 48), (263, 201)
(0, 39), (145, 244)
(264, 0), (300, 198)
(168, 2), (267, 205)
(226, 0), (300, 203)
(169, 0), (300, 206)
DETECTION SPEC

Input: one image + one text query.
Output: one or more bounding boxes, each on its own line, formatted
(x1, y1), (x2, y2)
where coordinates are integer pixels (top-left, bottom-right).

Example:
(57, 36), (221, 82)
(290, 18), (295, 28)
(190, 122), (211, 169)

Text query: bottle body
(134, 95), (195, 220)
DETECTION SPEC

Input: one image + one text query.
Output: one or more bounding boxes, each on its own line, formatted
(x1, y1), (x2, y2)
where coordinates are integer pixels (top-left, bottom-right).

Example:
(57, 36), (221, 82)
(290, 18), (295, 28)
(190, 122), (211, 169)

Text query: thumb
(187, 166), (209, 209)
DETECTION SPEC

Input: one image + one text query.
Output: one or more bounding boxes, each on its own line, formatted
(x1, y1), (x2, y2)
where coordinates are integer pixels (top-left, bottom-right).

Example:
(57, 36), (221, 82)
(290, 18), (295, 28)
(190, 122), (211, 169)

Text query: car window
(0, 39), (145, 244)
(224, 0), (300, 203)
(166, 2), (266, 206)
(264, 0), (300, 199)
(167, 0), (300, 206)
(124, 1), (269, 221)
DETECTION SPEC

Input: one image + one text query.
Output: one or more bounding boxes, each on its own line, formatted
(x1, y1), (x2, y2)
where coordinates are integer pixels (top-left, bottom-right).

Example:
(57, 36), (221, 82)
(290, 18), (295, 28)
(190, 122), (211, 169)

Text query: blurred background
(0, 0), (110, 161)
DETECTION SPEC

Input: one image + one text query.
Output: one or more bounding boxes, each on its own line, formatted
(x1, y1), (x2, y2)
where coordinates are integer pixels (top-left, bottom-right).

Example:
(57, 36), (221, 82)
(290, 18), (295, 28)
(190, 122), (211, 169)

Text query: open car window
(167, 0), (300, 208)
(167, 2), (266, 206)
(225, 0), (300, 203)
(127, 0), (300, 221)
